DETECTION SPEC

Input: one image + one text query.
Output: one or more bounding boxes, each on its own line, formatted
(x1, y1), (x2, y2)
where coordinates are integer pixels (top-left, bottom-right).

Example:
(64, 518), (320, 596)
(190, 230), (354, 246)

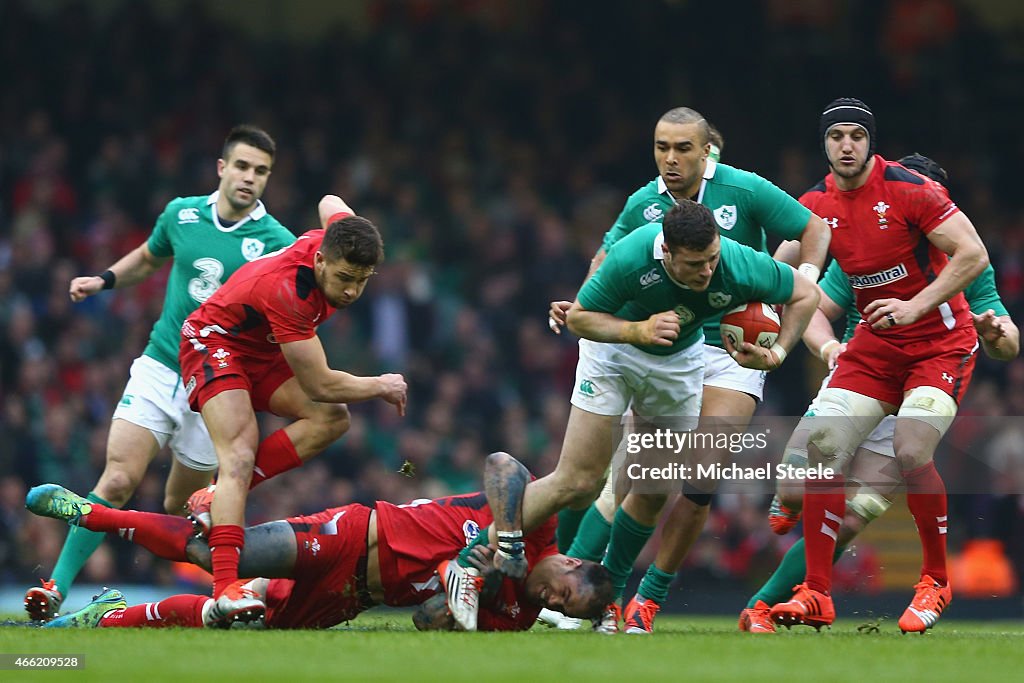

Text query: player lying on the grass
(738, 153), (1019, 634)
(26, 452), (613, 630)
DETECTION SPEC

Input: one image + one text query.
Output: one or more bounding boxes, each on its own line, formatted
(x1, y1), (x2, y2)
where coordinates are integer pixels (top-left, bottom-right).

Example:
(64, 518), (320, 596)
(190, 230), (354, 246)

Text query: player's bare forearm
(105, 243), (164, 288)
(283, 338), (406, 407)
(795, 214), (831, 271)
(802, 309), (840, 359)
(772, 240), (801, 267)
(318, 195), (356, 228)
(567, 303), (677, 347)
(776, 274), (820, 355)
(484, 451), (528, 533)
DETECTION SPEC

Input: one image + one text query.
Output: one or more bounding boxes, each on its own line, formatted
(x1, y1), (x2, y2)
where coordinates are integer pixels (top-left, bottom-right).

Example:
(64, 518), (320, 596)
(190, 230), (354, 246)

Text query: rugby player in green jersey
(443, 200), (819, 632)
(26, 126), (299, 621)
(546, 107), (830, 632)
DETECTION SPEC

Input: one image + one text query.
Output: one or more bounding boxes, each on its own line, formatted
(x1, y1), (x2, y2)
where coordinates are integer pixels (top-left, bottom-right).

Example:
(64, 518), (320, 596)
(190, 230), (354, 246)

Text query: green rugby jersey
(820, 261), (1008, 343)
(600, 160), (810, 345)
(579, 223), (795, 356)
(143, 192), (296, 372)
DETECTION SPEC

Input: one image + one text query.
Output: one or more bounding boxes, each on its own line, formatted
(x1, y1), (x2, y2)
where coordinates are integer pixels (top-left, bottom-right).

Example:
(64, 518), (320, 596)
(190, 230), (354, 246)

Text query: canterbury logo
(640, 269), (662, 287)
(848, 263), (908, 289)
(178, 208), (200, 223)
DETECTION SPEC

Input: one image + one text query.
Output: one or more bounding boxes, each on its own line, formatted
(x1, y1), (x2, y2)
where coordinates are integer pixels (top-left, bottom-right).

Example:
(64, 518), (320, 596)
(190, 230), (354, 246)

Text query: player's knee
(897, 386), (957, 437)
(317, 402), (350, 440)
(94, 468), (141, 506)
(807, 389), (883, 468)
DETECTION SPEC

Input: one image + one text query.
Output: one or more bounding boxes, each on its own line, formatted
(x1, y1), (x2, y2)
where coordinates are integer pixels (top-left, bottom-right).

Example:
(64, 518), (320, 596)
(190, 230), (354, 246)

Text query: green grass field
(2, 612), (1022, 682)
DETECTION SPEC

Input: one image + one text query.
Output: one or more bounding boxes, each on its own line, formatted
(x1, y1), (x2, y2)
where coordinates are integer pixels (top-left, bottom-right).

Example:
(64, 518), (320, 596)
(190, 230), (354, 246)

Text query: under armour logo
(824, 217), (839, 229)
(941, 372), (953, 384)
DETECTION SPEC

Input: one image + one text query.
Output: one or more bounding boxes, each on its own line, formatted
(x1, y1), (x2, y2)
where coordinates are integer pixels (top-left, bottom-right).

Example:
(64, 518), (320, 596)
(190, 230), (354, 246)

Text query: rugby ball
(720, 302), (781, 349)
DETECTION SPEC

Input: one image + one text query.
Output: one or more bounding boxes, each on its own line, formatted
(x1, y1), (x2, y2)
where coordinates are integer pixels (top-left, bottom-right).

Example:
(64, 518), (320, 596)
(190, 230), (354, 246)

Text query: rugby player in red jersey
(770, 99), (988, 633)
(177, 195), (408, 624)
(26, 452), (612, 630)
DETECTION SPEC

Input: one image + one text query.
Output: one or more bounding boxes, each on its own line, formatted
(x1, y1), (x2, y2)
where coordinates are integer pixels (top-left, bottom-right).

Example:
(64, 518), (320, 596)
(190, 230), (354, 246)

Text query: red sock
(903, 462), (948, 585)
(99, 595), (208, 628)
(81, 506), (192, 561)
(209, 525), (245, 597)
(249, 428), (302, 489)
(803, 474), (846, 594)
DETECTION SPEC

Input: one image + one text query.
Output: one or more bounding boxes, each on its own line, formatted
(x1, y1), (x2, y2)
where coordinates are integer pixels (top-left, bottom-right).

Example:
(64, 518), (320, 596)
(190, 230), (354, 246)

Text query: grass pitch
(1, 612), (1021, 682)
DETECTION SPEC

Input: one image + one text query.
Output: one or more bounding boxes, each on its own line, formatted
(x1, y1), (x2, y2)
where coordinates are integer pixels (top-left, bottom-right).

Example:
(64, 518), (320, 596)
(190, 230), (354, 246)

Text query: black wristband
(99, 270), (117, 290)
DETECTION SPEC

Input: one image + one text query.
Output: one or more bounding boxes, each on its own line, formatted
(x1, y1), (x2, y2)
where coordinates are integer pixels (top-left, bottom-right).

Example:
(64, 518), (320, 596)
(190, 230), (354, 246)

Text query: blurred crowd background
(1, 0), (1023, 603)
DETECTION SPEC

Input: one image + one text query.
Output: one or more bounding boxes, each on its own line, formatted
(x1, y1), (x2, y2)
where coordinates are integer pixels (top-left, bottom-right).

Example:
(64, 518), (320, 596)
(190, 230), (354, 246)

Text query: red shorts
(264, 504), (374, 629)
(179, 333), (294, 413)
(828, 323), (978, 406)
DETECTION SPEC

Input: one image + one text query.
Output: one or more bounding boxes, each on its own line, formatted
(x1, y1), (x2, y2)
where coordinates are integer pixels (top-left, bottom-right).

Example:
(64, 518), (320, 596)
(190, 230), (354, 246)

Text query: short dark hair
(222, 124), (276, 160)
(662, 200), (719, 253)
(571, 561), (615, 620)
(321, 215), (384, 267)
(659, 107), (710, 146)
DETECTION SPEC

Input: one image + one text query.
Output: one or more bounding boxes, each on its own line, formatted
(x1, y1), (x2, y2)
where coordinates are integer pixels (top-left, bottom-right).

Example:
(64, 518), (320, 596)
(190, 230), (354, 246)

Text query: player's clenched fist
(630, 311), (680, 346)
(69, 276), (105, 302)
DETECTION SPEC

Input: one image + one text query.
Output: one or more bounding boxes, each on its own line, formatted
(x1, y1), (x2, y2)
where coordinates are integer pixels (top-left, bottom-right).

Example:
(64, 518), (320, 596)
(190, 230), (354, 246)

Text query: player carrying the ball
(443, 198), (819, 632)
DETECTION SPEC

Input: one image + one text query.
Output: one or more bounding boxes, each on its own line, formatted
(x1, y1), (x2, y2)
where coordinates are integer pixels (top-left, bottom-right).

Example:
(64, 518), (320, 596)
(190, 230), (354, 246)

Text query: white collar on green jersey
(206, 191), (268, 232)
(655, 158), (718, 205)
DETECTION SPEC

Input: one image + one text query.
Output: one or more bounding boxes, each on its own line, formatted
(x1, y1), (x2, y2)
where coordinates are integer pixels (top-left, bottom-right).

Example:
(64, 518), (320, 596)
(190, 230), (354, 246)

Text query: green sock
(457, 527), (490, 568)
(747, 538), (846, 608)
(637, 564), (675, 603)
(556, 507), (587, 554)
(50, 492), (114, 595)
(603, 508), (656, 600)
(566, 504), (612, 561)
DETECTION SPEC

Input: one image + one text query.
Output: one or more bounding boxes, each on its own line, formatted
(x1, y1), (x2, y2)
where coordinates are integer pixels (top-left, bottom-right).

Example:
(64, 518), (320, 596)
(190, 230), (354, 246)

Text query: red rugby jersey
(182, 229), (335, 359)
(800, 156), (970, 339)
(375, 492), (558, 631)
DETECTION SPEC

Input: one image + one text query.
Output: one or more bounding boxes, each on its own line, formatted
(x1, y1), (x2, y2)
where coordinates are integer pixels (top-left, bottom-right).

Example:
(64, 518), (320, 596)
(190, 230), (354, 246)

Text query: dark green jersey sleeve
(964, 264), (1009, 317)
(819, 259), (854, 309)
(748, 174), (811, 241)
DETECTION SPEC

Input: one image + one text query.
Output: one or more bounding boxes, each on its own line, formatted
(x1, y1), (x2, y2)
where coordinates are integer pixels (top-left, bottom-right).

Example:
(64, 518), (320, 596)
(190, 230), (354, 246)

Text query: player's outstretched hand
(548, 301), (572, 334)
(69, 276), (104, 302)
(633, 311), (680, 346)
(723, 335), (781, 371)
(972, 309), (1006, 342)
(379, 373), (408, 416)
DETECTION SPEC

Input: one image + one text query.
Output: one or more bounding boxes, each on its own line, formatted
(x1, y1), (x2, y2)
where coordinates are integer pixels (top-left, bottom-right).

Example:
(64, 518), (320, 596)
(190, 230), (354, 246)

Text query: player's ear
(564, 556), (582, 569)
(217, 158), (226, 178)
